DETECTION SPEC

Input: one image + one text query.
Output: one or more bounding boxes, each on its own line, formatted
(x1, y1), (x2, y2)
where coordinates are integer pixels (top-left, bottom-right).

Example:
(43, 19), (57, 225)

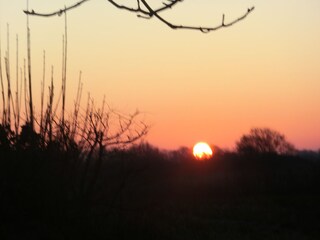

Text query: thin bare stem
(44, 66), (54, 142)
(19, 67), (22, 129)
(27, 0), (34, 130)
(40, 50), (46, 135)
(0, 27), (6, 124)
(23, 58), (29, 123)
(80, 92), (91, 145)
(6, 24), (11, 126)
(62, 8), (68, 127)
(71, 71), (83, 139)
(15, 34), (19, 135)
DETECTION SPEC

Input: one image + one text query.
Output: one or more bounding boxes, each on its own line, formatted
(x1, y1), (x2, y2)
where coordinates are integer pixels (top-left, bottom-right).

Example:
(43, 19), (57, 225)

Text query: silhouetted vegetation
(1, 139), (320, 240)
(24, 0), (255, 33)
(236, 128), (296, 156)
(1, 4), (319, 239)
(0, 17), (149, 239)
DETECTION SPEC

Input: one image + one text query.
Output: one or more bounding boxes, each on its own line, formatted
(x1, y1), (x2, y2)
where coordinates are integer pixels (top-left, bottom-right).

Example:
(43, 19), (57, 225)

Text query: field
(1, 146), (320, 239)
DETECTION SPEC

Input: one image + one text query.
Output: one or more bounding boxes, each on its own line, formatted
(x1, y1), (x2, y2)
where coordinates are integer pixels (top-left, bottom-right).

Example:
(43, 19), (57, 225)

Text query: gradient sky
(1, 0), (320, 150)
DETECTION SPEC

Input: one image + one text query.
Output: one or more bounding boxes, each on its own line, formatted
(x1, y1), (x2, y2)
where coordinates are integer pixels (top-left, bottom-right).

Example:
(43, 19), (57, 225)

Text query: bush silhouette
(236, 127), (296, 155)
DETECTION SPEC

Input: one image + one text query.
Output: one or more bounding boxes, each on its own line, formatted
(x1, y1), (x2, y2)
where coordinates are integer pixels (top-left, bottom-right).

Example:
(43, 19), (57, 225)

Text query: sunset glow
(0, 0), (319, 150)
(1, 2), (320, 239)
(193, 142), (213, 160)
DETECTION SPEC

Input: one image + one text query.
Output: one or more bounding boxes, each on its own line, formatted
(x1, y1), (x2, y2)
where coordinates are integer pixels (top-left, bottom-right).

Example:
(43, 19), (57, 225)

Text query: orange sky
(1, 0), (320, 150)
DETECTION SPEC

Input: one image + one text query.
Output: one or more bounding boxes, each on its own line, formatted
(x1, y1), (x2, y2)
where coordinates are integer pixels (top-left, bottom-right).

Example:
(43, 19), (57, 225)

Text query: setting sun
(193, 142), (213, 160)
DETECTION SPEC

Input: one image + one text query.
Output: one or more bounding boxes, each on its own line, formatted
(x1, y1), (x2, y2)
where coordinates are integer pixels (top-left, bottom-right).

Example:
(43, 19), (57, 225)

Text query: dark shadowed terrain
(1, 143), (320, 240)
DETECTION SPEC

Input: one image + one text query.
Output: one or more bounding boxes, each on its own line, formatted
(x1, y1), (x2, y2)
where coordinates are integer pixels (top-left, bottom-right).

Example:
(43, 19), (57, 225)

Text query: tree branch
(24, 0), (255, 33)
(140, 0), (255, 33)
(23, 0), (90, 17)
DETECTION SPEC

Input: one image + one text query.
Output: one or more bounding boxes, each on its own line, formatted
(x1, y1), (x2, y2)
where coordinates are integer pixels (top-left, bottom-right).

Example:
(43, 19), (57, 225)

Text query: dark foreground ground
(1, 146), (320, 240)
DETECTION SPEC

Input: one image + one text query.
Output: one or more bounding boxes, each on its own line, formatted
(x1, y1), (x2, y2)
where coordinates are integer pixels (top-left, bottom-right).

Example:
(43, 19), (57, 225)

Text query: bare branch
(140, 0), (255, 33)
(23, 0), (90, 17)
(26, 1), (35, 130)
(0, 27), (6, 124)
(154, 0), (183, 14)
(24, 0), (255, 33)
(107, 0), (149, 16)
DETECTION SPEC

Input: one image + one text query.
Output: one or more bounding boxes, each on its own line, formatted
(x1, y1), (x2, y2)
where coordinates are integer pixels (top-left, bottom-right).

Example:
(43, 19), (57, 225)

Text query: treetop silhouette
(24, 0), (255, 33)
(236, 128), (296, 155)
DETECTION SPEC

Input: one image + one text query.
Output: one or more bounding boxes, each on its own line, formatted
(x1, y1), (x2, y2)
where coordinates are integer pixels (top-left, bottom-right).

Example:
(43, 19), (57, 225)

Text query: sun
(193, 142), (213, 160)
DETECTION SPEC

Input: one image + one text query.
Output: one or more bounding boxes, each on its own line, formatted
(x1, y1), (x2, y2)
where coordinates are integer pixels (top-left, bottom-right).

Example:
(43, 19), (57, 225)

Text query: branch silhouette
(23, 0), (255, 33)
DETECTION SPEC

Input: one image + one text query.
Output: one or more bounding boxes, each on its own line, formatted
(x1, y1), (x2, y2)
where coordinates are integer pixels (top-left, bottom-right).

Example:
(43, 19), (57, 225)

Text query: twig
(24, 0), (255, 33)
(19, 67), (22, 129)
(26, 0), (34, 130)
(40, 50), (46, 135)
(6, 24), (11, 126)
(15, 34), (19, 135)
(0, 27), (6, 124)
(23, 58), (29, 123)
(23, 0), (90, 17)
(61, 7), (68, 127)
(71, 71), (83, 139)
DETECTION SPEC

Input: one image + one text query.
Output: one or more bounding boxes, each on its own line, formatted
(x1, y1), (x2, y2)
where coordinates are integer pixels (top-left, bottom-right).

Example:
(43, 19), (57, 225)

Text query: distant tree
(297, 150), (320, 161)
(171, 146), (193, 160)
(24, 0), (254, 33)
(17, 122), (41, 150)
(236, 128), (296, 155)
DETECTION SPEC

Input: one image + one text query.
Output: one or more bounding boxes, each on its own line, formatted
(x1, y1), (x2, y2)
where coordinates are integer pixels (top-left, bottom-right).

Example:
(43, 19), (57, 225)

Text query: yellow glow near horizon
(193, 142), (213, 160)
